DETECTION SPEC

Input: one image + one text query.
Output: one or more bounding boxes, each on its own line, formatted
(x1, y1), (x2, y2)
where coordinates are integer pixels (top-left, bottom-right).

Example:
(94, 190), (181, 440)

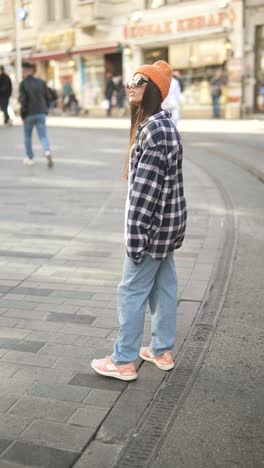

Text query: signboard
(39, 30), (74, 51)
(124, 8), (236, 40)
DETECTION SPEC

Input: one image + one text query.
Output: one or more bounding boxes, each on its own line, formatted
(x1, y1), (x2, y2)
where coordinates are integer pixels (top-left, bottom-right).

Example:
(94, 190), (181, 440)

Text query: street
(0, 119), (263, 468)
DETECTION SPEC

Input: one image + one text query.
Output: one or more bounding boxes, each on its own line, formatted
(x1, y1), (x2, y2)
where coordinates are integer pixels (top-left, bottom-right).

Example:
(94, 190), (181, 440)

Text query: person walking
(162, 70), (182, 126)
(104, 71), (115, 117)
(91, 61), (187, 381)
(0, 66), (12, 126)
(19, 62), (53, 167)
(210, 68), (225, 118)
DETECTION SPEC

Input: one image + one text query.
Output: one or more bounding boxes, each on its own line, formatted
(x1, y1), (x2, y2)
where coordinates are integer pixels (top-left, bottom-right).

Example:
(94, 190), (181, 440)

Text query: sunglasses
(127, 77), (149, 89)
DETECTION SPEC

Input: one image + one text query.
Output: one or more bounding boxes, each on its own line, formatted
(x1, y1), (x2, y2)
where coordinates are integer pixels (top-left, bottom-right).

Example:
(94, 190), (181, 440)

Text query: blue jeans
(111, 253), (177, 364)
(23, 113), (50, 159)
(212, 95), (220, 118)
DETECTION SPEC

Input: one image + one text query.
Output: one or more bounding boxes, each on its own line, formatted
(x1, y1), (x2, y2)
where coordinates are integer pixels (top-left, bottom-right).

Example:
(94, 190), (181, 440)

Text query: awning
(29, 50), (68, 62)
(72, 42), (120, 56)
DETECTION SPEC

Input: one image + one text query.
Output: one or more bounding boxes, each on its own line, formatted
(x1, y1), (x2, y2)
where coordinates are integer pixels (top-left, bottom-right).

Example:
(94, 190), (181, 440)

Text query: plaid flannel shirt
(126, 110), (187, 264)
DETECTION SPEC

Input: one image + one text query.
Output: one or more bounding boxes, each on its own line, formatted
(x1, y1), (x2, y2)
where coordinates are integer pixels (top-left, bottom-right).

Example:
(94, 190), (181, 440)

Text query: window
(62, 0), (71, 18)
(47, 0), (55, 21)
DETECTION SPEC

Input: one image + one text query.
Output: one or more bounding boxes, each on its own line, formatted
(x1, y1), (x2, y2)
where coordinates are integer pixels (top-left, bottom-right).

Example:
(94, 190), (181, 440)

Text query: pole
(15, 0), (22, 86)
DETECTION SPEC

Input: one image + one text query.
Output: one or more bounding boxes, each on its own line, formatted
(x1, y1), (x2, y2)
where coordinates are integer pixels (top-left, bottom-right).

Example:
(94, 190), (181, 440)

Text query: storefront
(27, 30), (75, 99)
(71, 44), (122, 110)
(123, 1), (243, 118)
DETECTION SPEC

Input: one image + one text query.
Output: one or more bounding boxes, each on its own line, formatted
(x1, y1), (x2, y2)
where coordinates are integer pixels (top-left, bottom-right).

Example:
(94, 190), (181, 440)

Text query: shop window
(62, 0), (71, 18)
(143, 48), (168, 64)
(47, 0), (55, 21)
(255, 25), (264, 112)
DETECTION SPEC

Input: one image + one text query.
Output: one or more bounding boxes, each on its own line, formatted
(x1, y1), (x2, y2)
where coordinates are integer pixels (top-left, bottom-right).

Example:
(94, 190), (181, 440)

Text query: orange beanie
(133, 60), (172, 101)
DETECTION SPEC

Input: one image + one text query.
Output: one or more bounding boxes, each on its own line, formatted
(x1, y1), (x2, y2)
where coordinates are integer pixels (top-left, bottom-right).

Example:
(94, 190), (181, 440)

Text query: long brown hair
(123, 79), (162, 179)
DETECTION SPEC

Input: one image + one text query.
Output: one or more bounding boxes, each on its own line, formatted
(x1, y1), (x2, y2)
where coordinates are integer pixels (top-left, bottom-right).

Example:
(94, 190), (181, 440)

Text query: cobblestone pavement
(0, 124), (226, 467)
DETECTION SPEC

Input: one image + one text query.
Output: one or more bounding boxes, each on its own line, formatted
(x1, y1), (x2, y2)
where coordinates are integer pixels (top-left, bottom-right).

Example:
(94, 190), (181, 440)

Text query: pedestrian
(210, 68), (225, 118)
(0, 66), (12, 126)
(162, 70), (182, 126)
(104, 71), (115, 117)
(91, 60), (187, 381)
(115, 75), (126, 116)
(19, 62), (53, 167)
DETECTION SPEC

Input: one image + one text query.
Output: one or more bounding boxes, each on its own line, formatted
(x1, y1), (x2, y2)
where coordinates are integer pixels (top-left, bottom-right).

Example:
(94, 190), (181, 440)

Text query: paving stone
(8, 396), (76, 422)
(84, 389), (121, 407)
(0, 394), (20, 412)
(0, 328), (31, 340)
(0, 438), (14, 456)
(2, 441), (78, 468)
(34, 303), (79, 314)
(0, 378), (32, 395)
(61, 324), (110, 337)
(0, 338), (45, 354)
(38, 343), (92, 359)
(97, 389), (154, 443)
(0, 300), (37, 310)
(21, 420), (94, 451)
(69, 373), (127, 391)
(4, 309), (50, 320)
(181, 280), (209, 301)
(14, 319), (64, 332)
(29, 383), (90, 402)
(0, 286), (12, 293)
(48, 312), (96, 325)
(0, 318), (18, 327)
(1, 351), (57, 368)
(52, 356), (94, 373)
(14, 287), (54, 296)
(50, 290), (94, 300)
(73, 441), (122, 468)
(0, 414), (31, 436)
(13, 367), (74, 384)
(69, 406), (109, 428)
(25, 331), (78, 344)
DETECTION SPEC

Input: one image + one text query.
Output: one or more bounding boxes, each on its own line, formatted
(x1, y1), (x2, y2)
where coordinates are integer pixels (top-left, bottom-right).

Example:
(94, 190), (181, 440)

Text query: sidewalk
(0, 125), (227, 467)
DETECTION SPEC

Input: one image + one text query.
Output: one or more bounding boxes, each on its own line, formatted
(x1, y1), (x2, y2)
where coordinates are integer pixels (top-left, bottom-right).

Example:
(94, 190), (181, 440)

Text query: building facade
(244, 0), (264, 114)
(122, 0), (243, 118)
(0, 0), (256, 118)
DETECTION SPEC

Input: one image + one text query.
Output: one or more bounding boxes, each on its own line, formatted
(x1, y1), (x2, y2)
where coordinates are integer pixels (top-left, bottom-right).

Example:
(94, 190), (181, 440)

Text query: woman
(91, 61), (187, 381)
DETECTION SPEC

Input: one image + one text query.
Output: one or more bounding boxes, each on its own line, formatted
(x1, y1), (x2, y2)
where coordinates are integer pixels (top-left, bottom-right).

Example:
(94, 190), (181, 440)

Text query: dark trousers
(0, 96), (9, 124)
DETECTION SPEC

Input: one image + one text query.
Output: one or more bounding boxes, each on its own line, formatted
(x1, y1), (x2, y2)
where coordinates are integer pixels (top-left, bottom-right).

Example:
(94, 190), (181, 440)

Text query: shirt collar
(138, 110), (171, 130)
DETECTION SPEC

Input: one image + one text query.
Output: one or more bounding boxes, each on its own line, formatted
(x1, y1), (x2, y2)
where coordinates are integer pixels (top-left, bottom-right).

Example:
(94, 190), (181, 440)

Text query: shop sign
(124, 21), (172, 39)
(124, 8), (235, 40)
(39, 30), (74, 51)
(177, 9), (235, 32)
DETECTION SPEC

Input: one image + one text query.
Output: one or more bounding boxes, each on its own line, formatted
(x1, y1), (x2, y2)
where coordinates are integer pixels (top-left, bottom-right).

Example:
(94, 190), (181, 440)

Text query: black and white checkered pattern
(126, 110), (187, 264)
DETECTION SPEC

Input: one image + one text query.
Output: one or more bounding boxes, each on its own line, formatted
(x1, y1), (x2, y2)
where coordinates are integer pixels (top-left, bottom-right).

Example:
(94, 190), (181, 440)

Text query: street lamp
(14, 1), (27, 85)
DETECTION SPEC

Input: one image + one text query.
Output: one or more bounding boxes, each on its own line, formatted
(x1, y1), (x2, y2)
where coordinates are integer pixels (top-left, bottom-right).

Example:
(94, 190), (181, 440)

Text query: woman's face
(127, 73), (149, 106)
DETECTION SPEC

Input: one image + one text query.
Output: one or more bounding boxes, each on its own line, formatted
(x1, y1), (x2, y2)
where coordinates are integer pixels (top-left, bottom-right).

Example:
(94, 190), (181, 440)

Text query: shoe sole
(139, 352), (174, 371)
(91, 362), (137, 381)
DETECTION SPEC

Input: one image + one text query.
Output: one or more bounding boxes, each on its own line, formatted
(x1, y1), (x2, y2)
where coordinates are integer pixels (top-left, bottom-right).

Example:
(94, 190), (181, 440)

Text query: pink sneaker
(91, 356), (137, 381)
(140, 347), (174, 371)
